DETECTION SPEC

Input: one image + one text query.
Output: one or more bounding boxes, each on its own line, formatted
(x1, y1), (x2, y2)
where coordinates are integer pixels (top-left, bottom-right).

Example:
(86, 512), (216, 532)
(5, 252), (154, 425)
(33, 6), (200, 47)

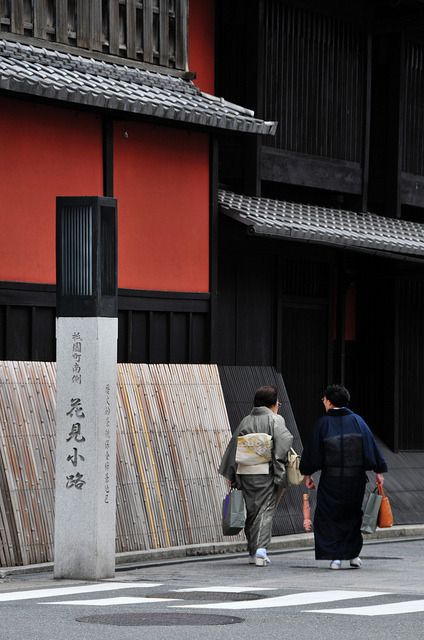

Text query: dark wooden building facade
(215, 0), (424, 451)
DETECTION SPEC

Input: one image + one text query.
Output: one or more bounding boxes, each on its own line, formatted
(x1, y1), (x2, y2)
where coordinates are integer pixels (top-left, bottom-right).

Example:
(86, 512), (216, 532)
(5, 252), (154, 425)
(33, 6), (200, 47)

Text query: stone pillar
(54, 197), (118, 580)
(54, 317), (117, 579)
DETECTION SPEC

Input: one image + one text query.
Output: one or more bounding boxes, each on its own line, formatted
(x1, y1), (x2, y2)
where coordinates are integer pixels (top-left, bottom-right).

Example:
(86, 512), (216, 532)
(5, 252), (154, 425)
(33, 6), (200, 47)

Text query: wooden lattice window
(0, 0), (188, 70)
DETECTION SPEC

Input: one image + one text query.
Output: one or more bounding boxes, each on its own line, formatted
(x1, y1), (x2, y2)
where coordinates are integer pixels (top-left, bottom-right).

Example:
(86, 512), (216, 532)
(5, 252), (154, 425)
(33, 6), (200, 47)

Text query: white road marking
(171, 590), (388, 610)
(305, 599), (424, 616)
(0, 582), (162, 602)
(174, 586), (277, 593)
(43, 596), (179, 606)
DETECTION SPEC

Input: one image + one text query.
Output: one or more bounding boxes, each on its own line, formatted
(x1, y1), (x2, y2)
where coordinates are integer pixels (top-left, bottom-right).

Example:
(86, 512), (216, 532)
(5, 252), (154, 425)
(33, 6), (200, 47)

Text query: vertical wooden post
(11, 0), (24, 35)
(209, 137), (219, 363)
(126, 0), (137, 59)
(102, 118), (114, 198)
(109, 0), (120, 55)
(33, 0), (47, 39)
(90, 0), (103, 52)
(143, 0), (153, 63)
(77, 0), (90, 48)
(56, 0), (68, 44)
(175, 0), (188, 71)
(159, 0), (169, 67)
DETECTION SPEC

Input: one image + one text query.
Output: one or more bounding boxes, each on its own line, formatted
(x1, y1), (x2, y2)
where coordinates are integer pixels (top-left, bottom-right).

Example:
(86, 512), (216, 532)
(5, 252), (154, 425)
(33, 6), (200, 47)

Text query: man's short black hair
(324, 384), (350, 407)
(254, 385), (278, 408)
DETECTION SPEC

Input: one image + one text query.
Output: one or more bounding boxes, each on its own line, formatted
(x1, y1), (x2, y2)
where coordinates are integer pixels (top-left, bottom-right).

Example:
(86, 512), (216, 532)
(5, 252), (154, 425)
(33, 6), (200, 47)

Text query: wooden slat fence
(0, 361), (235, 567)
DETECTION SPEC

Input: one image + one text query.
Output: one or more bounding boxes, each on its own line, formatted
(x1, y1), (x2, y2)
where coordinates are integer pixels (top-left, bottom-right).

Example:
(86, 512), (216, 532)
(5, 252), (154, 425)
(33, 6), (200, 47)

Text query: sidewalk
(2, 524), (423, 577)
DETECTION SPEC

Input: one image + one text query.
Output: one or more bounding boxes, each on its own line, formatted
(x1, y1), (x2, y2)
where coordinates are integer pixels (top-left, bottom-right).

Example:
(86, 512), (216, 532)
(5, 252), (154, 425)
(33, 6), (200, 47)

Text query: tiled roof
(0, 39), (277, 135)
(218, 189), (424, 258)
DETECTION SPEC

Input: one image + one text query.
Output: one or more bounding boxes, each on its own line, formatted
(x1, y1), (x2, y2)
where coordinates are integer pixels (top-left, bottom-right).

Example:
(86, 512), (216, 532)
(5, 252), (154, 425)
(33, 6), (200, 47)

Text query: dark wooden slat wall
(261, 2), (366, 163)
(403, 39), (424, 177)
(396, 278), (424, 450)
(0, 285), (210, 365)
(0, 0), (188, 69)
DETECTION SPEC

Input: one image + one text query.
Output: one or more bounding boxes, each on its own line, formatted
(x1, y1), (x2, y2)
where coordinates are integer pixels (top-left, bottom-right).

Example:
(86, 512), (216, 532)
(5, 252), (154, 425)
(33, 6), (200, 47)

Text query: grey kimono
(219, 406), (293, 556)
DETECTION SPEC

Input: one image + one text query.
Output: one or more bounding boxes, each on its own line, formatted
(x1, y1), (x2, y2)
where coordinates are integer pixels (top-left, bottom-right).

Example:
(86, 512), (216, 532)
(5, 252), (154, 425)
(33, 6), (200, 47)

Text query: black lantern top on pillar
(56, 196), (118, 318)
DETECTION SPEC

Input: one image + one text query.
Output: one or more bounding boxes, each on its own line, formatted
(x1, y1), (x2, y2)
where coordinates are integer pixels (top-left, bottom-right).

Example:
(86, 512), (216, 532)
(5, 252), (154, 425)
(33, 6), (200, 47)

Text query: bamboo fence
(0, 361), (237, 567)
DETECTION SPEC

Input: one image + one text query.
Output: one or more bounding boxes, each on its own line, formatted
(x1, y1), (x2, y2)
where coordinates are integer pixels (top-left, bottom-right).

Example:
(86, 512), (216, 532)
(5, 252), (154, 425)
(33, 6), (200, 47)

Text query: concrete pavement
(1, 523), (423, 577)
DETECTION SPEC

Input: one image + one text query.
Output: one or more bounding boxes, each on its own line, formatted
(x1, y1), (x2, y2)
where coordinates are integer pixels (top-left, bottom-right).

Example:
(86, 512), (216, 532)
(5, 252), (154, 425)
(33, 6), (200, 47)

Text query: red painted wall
(114, 121), (210, 292)
(189, 0), (215, 94)
(0, 98), (103, 284)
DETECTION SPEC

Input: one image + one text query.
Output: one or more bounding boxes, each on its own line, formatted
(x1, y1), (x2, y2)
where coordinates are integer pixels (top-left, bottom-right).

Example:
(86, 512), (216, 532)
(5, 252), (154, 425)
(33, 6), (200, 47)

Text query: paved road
(0, 538), (423, 640)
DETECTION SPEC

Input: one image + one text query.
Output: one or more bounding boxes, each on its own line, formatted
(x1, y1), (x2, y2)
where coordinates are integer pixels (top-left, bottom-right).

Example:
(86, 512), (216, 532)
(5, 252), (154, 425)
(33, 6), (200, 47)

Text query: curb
(1, 524), (423, 577)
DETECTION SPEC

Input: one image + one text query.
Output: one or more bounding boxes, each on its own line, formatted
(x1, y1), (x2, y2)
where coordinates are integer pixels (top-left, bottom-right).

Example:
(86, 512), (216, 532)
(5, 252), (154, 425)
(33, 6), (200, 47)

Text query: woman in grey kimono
(219, 386), (293, 566)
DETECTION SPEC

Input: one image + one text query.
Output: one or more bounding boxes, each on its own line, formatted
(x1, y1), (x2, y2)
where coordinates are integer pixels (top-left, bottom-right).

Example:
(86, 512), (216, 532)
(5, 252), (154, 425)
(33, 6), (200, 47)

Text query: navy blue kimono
(299, 408), (388, 560)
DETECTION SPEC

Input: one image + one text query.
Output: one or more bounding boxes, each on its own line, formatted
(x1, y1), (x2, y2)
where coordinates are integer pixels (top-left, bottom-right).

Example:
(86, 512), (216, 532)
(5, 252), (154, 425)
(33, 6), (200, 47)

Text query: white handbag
(285, 447), (305, 485)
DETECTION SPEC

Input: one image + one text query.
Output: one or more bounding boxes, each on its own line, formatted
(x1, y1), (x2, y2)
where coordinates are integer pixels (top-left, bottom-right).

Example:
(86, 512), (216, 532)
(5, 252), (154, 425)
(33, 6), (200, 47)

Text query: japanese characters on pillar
(65, 332), (86, 491)
(104, 383), (111, 503)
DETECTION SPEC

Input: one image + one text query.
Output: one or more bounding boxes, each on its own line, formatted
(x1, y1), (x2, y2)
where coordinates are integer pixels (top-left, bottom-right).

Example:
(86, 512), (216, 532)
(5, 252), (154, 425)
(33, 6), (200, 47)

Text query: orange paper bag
(303, 493), (312, 532)
(377, 483), (393, 528)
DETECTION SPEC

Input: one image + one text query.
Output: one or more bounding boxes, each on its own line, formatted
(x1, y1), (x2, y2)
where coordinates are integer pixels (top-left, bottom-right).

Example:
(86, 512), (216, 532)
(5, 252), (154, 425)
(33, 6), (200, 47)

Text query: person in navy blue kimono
(299, 384), (388, 570)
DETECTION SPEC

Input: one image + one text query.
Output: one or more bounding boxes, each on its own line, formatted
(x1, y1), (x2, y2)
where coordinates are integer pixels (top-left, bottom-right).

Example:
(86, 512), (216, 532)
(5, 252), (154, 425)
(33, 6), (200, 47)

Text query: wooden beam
(261, 148), (363, 194)
(374, 13), (424, 35)
(401, 173), (424, 207)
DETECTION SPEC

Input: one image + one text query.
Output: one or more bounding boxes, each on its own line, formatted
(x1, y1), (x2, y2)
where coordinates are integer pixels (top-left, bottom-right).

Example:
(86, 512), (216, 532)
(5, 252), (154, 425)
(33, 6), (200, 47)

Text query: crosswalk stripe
(305, 599), (424, 616)
(171, 590), (388, 610)
(43, 596), (179, 606)
(174, 587), (277, 593)
(0, 582), (162, 602)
